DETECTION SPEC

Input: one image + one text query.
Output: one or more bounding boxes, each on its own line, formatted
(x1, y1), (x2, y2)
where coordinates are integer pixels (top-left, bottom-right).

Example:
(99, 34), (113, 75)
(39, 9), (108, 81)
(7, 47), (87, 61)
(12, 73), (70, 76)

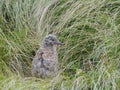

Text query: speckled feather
(31, 34), (63, 78)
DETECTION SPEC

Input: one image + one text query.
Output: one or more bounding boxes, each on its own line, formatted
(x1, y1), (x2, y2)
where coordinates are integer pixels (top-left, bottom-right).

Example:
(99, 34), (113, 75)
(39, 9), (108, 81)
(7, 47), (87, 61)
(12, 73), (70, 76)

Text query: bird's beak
(54, 41), (64, 45)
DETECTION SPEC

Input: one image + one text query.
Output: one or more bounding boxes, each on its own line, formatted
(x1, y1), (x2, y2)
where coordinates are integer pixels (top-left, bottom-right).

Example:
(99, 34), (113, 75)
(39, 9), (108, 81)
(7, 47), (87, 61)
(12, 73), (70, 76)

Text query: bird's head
(43, 34), (63, 47)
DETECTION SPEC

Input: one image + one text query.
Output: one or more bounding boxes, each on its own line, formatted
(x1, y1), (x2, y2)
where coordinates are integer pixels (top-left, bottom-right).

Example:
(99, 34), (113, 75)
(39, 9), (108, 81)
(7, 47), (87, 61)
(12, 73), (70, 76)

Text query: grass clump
(0, 0), (120, 90)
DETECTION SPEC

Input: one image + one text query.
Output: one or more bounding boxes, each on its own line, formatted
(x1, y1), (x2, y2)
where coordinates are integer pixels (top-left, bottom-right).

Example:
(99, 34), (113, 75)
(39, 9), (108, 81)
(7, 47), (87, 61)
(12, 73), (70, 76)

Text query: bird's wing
(34, 49), (43, 59)
(31, 49), (44, 75)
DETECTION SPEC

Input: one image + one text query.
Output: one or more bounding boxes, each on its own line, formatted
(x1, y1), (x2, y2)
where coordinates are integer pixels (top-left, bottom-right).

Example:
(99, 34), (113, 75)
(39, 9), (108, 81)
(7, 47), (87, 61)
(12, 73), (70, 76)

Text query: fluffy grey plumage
(31, 34), (63, 78)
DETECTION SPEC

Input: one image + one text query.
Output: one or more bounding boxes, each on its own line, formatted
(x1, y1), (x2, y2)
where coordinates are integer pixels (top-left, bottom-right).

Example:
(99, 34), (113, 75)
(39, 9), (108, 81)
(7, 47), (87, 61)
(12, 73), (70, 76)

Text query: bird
(31, 34), (63, 78)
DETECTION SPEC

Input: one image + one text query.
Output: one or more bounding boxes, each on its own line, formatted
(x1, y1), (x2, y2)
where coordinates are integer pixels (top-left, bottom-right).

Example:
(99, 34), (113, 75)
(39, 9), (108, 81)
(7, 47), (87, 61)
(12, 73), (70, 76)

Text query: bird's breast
(42, 48), (58, 62)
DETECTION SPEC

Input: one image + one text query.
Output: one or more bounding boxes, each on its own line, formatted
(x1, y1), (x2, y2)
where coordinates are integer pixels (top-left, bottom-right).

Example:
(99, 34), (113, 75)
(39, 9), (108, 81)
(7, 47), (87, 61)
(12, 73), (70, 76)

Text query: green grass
(0, 0), (120, 90)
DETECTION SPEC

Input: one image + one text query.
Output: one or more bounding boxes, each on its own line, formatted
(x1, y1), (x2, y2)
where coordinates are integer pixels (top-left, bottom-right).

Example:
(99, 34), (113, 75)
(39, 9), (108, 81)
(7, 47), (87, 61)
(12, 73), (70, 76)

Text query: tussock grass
(0, 0), (120, 90)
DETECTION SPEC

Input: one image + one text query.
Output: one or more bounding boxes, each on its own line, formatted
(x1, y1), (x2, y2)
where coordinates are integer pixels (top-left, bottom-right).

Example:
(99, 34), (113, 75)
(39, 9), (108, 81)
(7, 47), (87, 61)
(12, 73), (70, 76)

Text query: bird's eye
(49, 38), (55, 41)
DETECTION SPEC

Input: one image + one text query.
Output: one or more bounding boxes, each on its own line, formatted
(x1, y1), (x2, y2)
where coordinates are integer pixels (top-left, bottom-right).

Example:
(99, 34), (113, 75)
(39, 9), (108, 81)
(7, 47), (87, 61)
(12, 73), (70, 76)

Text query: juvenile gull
(31, 34), (63, 78)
